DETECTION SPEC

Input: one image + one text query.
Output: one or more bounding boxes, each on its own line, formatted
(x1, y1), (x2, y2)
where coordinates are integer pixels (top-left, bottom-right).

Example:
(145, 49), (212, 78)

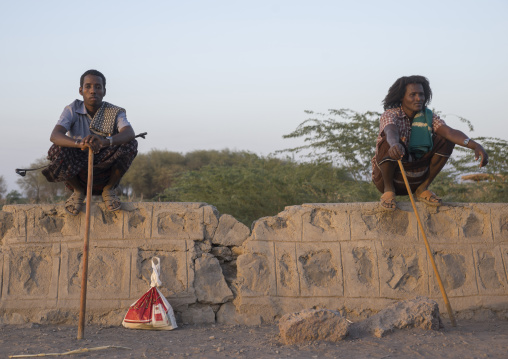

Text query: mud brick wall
(0, 202), (507, 326)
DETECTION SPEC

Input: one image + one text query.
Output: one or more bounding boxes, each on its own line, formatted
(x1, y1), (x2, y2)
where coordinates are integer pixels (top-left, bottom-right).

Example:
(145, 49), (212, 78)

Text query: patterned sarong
(372, 134), (454, 195)
(42, 140), (138, 195)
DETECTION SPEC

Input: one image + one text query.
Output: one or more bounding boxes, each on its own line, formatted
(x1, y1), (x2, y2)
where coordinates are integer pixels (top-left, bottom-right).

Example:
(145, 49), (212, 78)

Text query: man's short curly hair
(382, 75), (432, 110)
(80, 69), (106, 88)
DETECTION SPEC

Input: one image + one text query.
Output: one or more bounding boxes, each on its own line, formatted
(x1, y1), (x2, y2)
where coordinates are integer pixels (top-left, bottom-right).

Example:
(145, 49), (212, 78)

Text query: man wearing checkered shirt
(372, 75), (488, 210)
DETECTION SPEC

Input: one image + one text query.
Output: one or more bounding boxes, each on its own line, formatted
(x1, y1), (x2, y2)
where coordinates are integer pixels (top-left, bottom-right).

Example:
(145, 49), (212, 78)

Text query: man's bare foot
(380, 191), (397, 211)
(65, 191), (85, 216)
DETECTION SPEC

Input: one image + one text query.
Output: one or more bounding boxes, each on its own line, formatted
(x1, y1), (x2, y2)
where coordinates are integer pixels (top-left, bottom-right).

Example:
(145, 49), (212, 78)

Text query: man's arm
(94, 125), (135, 147)
(50, 124), (136, 153)
(384, 124), (405, 159)
(50, 125), (83, 148)
(435, 124), (488, 167)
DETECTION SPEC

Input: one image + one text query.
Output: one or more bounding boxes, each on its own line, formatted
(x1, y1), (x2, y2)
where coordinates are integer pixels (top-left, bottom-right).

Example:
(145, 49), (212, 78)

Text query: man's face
(401, 83), (425, 116)
(79, 75), (105, 108)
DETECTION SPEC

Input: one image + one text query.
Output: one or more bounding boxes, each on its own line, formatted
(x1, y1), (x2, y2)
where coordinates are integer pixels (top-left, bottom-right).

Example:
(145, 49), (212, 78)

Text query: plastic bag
(122, 257), (178, 330)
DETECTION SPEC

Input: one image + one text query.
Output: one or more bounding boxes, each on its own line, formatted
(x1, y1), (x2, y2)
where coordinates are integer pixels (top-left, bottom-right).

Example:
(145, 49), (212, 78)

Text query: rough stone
(231, 246), (244, 257)
(212, 214), (250, 246)
(197, 239), (212, 254)
(36, 310), (75, 324)
(203, 206), (220, 240)
(4, 313), (27, 325)
(278, 309), (350, 344)
(194, 253), (233, 304)
(211, 246), (233, 261)
(181, 305), (216, 325)
(0, 211), (14, 243)
(350, 297), (442, 338)
(216, 302), (262, 325)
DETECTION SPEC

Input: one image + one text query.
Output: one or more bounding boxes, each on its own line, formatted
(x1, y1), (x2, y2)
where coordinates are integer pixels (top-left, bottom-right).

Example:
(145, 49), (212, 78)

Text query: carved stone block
(473, 245), (508, 294)
(342, 241), (379, 297)
(236, 240), (276, 297)
(429, 244), (478, 297)
(251, 206), (303, 242)
(90, 205), (124, 240)
(59, 244), (130, 300)
(350, 203), (418, 242)
(275, 242), (299, 296)
(123, 203), (153, 239)
(302, 205), (350, 242)
(376, 242), (429, 298)
(296, 242), (343, 297)
(491, 203), (508, 243)
(4, 245), (57, 299)
(26, 205), (82, 242)
(151, 203), (205, 241)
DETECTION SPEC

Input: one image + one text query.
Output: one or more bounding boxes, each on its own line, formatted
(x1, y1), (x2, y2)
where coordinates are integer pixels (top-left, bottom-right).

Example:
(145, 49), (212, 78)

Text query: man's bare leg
(379, 160), (397, 209)
(65, 176), (85, 215)
(414, 154), (449, 203)
(102, 165), (123, 211)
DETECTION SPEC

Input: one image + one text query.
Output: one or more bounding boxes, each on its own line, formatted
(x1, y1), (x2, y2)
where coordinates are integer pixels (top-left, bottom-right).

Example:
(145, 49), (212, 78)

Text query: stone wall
(0, 201), (507, 325)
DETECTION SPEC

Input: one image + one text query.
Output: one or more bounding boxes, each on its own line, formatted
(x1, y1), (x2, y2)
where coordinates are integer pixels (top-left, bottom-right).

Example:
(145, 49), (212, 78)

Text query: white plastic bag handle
(150, 257), (162, 287)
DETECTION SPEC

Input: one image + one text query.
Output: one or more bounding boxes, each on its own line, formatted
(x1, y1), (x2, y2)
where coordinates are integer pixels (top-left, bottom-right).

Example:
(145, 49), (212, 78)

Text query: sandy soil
(1, 319), (507, 359)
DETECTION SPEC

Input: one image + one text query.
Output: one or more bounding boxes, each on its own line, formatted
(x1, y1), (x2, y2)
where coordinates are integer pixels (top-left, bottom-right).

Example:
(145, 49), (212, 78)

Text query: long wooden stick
(9, 345), (131, 358)
(77, 147), (94, 339)
(397, 160), (456, 327)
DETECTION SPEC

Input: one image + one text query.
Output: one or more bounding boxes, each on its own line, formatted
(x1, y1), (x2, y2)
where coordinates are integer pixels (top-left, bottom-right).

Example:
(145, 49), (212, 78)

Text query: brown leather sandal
(380, 191), (397, 211)
(65, 192), (85, 216)
(416, 190), (442, 207)
(102, 188), (122, 212)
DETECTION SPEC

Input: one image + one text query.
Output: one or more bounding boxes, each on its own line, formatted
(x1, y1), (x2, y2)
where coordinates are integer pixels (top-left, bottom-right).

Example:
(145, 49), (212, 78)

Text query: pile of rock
(279, 297), (443, 345)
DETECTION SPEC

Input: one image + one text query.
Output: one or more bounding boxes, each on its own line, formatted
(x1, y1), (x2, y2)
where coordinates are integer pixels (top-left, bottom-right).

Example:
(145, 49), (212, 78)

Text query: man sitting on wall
(42, 69), (138, 215)
(372, 75), (488, 210)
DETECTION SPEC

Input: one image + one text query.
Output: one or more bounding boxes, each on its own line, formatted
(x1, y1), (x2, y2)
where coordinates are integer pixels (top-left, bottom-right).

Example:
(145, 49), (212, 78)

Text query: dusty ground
(1, 319), (507, 359)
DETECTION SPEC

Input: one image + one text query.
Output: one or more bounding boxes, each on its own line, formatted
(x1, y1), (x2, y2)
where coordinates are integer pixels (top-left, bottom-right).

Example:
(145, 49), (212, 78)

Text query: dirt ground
(1, 319), (507, 359)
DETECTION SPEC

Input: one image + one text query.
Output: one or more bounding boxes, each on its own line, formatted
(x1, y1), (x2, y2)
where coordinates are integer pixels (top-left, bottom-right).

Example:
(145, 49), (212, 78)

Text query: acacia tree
(16, 157), (66, 203)
(160, 154), (377, 225)
(280, 109), (507, 183)
(0, 175), (7, 201)
(277, 109), (381, 181)
(120, 149), (265, 200)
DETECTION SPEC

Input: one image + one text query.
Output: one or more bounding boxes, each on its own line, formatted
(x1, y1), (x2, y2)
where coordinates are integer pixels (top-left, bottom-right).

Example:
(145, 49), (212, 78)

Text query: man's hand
(388, 143), (405, 160)
(475, 144), (489, 168)
(80, 135), (103, 153)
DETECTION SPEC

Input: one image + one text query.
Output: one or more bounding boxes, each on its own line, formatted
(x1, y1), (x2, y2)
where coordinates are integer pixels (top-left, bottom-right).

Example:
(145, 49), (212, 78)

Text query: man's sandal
(65, 192), (85, 216)
(416, 190), (442, 207)
(102, 188), (122, 212)
(380, 191), (397, 211)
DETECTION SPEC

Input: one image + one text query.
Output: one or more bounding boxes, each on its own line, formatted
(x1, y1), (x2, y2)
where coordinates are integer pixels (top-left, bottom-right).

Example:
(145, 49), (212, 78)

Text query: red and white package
(122, 257), (178, 330)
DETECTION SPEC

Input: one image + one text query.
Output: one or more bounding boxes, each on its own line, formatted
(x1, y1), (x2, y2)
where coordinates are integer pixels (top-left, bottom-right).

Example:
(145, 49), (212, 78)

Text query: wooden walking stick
(397, 160), (457, 327)
(77, 147), (94, 339)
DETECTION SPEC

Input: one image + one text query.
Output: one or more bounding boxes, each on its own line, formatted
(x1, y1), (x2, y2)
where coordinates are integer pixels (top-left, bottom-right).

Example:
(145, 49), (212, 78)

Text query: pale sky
(1, 0), (507, 193)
